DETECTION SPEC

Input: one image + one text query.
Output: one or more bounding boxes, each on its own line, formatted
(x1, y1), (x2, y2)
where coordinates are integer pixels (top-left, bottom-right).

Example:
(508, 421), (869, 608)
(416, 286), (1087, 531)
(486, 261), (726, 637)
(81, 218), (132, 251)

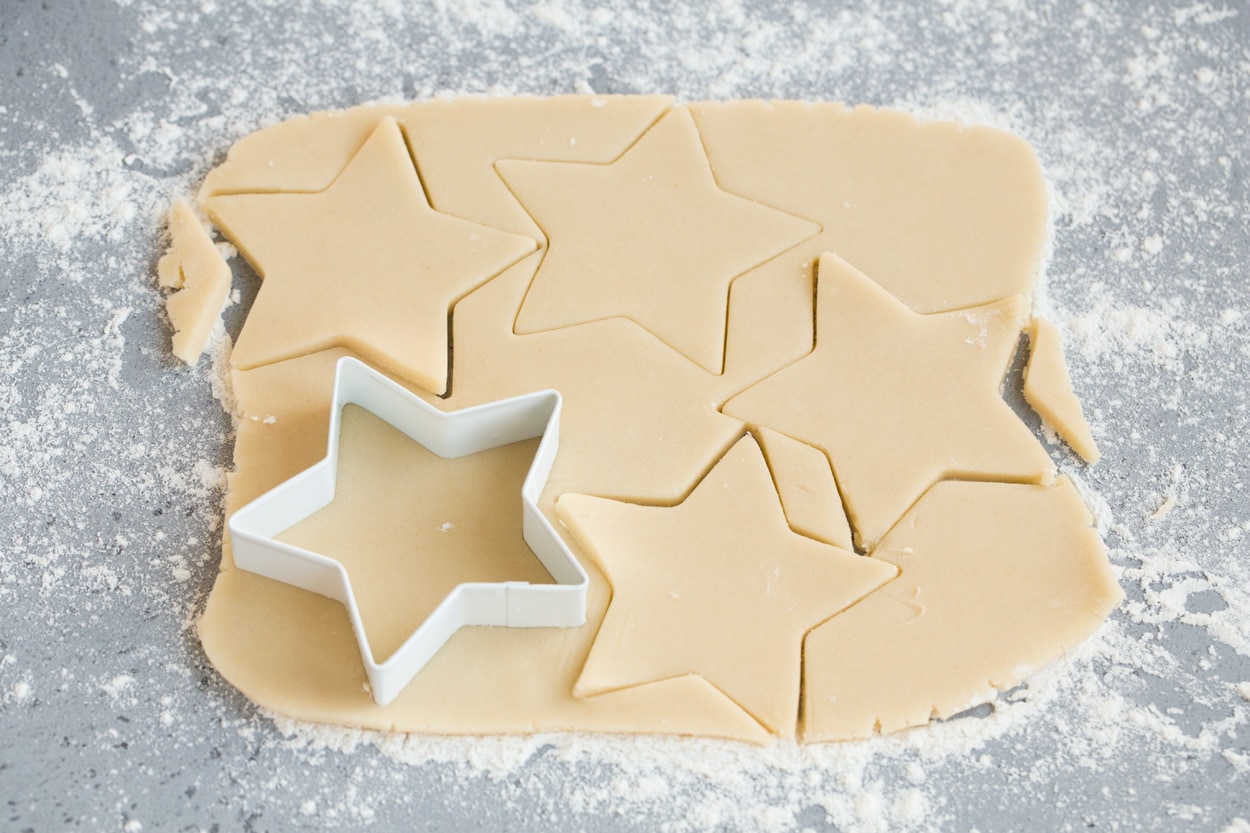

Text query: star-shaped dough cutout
(205, 117), (537, 395)
(555, 434), (896, 736)
(724, 254), (1056, 549)
(496, 106), (819, 374)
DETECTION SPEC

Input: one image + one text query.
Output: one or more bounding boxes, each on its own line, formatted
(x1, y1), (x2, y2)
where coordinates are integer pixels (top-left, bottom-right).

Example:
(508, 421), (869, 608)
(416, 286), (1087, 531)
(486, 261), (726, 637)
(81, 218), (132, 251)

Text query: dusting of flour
(0, 1), (1247, 832)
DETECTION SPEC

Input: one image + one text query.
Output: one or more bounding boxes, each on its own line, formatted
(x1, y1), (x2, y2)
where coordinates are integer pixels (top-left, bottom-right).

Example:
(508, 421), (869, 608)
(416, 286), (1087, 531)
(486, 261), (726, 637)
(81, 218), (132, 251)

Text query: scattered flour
(0, 0), (1246, 831)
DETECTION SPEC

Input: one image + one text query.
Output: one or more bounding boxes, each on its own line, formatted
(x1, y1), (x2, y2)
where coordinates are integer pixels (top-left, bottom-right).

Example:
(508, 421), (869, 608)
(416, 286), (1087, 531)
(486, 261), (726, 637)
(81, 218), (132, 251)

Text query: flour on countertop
(0, 0), (1247, 831)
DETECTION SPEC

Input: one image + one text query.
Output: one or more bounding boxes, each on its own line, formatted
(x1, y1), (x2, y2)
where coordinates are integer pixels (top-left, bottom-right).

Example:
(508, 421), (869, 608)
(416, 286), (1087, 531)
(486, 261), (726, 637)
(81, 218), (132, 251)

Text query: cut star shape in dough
(724, 254), (1056, 549)
(497, 106), (819, 374)
(205, 117), (537, 395)
(555, 434), (897, 736)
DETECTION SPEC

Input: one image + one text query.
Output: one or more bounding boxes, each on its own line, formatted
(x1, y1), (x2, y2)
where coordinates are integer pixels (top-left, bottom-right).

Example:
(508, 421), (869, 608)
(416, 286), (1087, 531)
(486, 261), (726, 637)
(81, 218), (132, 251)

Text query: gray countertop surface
(1, 1), (1248, 831)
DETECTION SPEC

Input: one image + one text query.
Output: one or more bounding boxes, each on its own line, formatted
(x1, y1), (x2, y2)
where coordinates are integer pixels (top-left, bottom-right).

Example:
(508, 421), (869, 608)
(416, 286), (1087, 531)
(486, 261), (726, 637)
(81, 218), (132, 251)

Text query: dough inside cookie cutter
(227, 356), (588, 706)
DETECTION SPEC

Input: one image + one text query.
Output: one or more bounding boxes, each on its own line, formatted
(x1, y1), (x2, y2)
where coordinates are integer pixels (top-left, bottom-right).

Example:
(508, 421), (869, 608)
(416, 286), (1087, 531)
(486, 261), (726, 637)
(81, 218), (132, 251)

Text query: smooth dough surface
(557, 435), (895, 735)
(802, 476), (1122, 741)
(205, 117), (535, 394)
(276, 405), (552, 664)
(498, 107), (818, 373)
(188, 96), (1118, 743)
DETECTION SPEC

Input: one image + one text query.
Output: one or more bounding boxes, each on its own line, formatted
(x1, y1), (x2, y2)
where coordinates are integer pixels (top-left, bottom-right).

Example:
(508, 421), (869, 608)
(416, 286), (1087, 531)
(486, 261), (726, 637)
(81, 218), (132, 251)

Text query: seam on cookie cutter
(228, 356), (587, 706)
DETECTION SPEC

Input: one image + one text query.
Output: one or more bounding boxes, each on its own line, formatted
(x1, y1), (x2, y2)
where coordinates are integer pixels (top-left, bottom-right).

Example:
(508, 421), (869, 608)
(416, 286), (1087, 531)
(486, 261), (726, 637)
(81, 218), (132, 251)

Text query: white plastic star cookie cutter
(227, 356), (588, 706)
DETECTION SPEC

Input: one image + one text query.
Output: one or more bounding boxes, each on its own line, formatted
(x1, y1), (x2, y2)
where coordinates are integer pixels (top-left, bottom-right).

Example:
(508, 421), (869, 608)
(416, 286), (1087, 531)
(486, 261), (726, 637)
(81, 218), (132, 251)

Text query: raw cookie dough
(276, 405), (553, 664)
(755, 427), (854, 551)
(497, 106), (818, 374)
(157, 199), (231, 363)
(205, 117), (536, 395)
(725, 253), (1055, 549)
(557, 434), (895, 735)
(802, 476), (1122, 741)
(183, 96), (1118, 743)
(689, 100), (1049, 314)
(204, 346), (773, 743)
(1024, 317), (1101, 463)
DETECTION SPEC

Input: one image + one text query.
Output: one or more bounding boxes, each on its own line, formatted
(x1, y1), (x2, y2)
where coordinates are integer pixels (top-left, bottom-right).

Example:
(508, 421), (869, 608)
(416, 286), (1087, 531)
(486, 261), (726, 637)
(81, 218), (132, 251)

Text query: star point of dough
(496, 106), (820, 374)
(205, 116), (538, 395)
(724, 254), (1056, 549)
(555, 434), (896, 736)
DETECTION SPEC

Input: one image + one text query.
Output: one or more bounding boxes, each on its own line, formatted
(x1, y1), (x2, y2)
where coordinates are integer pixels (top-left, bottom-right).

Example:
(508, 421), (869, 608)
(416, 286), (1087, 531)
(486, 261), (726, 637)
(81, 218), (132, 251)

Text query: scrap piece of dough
(204, 346), (772, 744)
(756, 427), (854, 551)
(725, 254), (1056, 549)
(197, 95), (672, 214)
(276, 406), (553, 664)
(205, 117), (537, 394)
(802, 476), (1123, 741)
(690, 100), (1049, 314)
(1024, 317), (1101, 464)
(497, 106), (819, 374)
(156, 199), (231, 364)
(556, 435), (896, 737)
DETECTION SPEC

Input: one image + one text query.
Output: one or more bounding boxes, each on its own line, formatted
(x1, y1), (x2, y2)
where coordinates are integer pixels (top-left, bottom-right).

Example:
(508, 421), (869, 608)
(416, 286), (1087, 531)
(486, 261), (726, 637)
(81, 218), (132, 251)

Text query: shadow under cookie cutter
(227, 356), (588, 706)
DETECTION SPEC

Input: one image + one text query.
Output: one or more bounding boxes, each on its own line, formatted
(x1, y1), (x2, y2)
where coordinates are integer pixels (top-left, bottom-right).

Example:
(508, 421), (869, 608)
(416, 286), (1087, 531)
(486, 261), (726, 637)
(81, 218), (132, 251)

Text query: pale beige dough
(188, 96), (1118, 743)
(689, 100), (1050, 315)
(556, 434), (895, 735)
(498, 106), (818, 374)
(205, 117), (536, 395)
(802, 476), (1122, 741)
(157, 199), (231, 364)
(755, 427), (854, 551)
(204, 346), (773, 743)
(725, 253), (1056, 549)
(1024, 317), (1101, 463)
(276, 405), (552, 664)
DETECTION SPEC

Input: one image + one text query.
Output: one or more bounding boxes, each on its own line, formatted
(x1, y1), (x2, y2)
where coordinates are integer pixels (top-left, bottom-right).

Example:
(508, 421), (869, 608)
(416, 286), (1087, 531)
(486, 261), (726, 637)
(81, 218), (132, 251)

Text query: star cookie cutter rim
(227, 356), (588, 706)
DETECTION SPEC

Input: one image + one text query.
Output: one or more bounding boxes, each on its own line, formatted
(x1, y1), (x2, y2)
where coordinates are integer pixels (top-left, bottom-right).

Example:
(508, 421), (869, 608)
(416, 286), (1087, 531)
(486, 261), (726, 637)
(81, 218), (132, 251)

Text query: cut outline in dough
(188, 97), (1118, 743)
(801, 475), (1122, 741)
(755, 426), (856, 552)
(205, 116), (538, 395)
(405, 95), (674, 245)
(557, 432), (897, 736)
(228, 356), (588, 706)
(495, 105), (821, 375)
(724, 253), (1056, 549)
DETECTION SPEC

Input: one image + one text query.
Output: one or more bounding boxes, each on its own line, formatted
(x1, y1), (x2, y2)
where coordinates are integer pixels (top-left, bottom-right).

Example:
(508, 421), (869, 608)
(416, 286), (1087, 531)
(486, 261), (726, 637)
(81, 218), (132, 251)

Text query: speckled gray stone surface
(1, 2), (1248, 831)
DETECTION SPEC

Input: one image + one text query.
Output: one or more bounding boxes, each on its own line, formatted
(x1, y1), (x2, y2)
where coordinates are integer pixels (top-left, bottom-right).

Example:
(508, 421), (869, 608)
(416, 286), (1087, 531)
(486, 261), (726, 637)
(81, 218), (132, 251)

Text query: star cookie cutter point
(228, 356), (587, 706)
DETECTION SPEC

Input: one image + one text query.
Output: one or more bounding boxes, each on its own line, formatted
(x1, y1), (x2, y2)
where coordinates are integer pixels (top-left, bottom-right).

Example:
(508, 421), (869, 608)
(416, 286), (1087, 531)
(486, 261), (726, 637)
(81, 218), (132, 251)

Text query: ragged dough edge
(800, 476), (1122, 742)
(187, 97), (1113, 746)
(157, 199), (232, 364)
(1023, 317), (1102, 463)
